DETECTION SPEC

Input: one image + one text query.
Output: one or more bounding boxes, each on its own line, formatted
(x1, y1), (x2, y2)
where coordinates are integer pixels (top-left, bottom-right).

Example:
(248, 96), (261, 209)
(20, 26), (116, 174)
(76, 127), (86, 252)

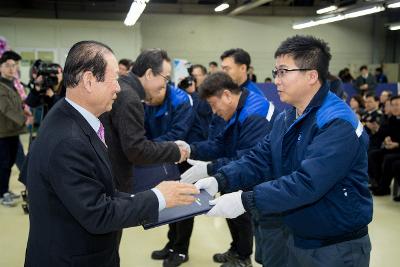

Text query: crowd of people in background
(0, 35), (398, 267)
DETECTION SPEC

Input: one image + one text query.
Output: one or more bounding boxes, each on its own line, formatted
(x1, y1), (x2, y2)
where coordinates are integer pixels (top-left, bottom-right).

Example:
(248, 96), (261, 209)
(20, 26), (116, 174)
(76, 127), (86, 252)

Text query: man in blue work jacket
(181, 71), (276, 267)
(144, 83), (196, 267)
(195, 35), (373, 267)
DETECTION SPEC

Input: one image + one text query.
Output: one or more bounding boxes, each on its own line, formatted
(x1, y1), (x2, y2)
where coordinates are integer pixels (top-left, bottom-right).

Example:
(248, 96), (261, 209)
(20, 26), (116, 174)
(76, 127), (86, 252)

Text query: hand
(180, 159), (210, 184)
(365, 121), (379, 133)
(360, 84), (368, 90)
(46, 88), (54, 97)
(156, 181), (199, 208)
(384, 141), (399, 150)
(175, 140), (190, 163)
(25, 115), (34, 126)
(194, 177), (218, 197)
(207, 191), (245, 219)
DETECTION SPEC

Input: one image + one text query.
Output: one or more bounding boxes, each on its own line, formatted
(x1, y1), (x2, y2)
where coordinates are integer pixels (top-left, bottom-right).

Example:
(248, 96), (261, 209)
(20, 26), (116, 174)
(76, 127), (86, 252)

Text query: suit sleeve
(111, 89), (180, 164)
(47, 137), (159, 234)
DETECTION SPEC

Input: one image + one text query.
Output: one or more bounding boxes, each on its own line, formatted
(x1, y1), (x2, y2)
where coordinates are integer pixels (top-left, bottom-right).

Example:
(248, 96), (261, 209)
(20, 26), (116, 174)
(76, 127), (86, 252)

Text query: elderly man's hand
(156, 181), (199, 208)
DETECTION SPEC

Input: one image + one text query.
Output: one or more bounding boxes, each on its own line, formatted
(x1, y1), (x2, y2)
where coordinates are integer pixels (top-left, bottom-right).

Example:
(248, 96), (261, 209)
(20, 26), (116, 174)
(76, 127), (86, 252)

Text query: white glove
(180, 159), (210, 184)
(174, 140), (191, 156)
(207, 191), (245, 219)
(194, 177), (219, 197)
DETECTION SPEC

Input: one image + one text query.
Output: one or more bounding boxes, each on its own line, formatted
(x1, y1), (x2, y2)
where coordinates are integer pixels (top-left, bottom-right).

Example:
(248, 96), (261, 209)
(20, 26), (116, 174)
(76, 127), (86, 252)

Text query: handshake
(174, 140), (191, 163)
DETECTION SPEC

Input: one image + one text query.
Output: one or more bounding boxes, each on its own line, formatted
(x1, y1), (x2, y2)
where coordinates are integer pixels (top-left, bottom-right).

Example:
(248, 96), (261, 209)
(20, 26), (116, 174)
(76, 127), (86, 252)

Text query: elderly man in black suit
(24, 40), (198, 267)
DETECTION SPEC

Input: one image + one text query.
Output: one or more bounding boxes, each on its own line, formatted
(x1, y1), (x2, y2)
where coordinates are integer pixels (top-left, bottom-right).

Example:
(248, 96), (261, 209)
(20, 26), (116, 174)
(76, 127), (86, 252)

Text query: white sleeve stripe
(266, 102), (275, 122)
(355, 121), (363, 137)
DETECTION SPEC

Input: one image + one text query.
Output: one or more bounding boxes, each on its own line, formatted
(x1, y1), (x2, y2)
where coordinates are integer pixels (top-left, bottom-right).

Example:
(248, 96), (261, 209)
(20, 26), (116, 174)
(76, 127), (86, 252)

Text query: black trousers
(166, 218), (194, 254)
(368, 148), (400, 190)
(0, 136), (19, 196)
(226, 211), (254, 259)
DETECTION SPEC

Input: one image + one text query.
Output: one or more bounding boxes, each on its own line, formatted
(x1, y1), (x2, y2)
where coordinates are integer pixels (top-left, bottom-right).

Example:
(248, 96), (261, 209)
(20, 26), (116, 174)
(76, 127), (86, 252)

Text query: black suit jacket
(25, 99), (159, 267)
(100, 72), (180, 192)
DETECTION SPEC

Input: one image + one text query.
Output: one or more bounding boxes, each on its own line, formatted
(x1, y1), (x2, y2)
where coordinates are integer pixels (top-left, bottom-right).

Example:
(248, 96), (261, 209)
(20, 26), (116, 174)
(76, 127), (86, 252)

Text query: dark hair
(191, 64), (207, 75)
(220, 48), (251, 70)
(359, 65), (368, 71)
(63, 40), (113, 88)
(118, 58), (132, 69)
(375, 67), (382, 73)
(390, 95), (400, 102)
(178, 76), (194, 90)
(198, 71), (241, 99)
(365, 92), (379, 101)
(209, 61), (218, 67)
(132, 49), (170, 77)
(0, 50), (22, 64)
(351, 95), (365, 109)
(274, 35), (331, 83)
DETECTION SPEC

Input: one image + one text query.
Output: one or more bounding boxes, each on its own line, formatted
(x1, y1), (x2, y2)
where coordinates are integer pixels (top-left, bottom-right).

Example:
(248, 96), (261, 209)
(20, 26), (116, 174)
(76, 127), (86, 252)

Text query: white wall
(0, 17), (141, 81)
(140, 14), (374, 80)
(0, 14), (376, 82)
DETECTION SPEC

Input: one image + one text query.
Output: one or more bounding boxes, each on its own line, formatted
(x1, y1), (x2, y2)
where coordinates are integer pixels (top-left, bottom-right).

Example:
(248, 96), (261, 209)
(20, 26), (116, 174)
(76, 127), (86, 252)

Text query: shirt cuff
(151, 188), (166, 211)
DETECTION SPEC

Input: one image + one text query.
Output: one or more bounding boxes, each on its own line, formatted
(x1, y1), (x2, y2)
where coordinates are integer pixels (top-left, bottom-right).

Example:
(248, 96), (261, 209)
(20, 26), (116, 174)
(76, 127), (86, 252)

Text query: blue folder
(143, 189), (213, 230)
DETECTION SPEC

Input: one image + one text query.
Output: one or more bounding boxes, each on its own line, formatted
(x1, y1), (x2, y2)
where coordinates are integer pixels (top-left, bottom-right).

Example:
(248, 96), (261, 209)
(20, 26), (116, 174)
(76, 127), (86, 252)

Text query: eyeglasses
(156, 72), (170, 83)
(2, 63), (17, 69)
(272, 68), (312, 79)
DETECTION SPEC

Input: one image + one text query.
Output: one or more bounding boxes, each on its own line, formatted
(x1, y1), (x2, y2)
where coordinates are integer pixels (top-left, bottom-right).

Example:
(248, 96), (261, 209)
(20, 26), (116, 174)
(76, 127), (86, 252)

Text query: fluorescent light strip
(293, 20), (318, 30)
(215, 3), (230, 12)
(316, 15), (345, 25)
(389, 22), (400, 30)
(316, 5), (338, 14)
(388, 3), (400, 8)
(344, 5), (385, 19)
(124, 0), (149, 26)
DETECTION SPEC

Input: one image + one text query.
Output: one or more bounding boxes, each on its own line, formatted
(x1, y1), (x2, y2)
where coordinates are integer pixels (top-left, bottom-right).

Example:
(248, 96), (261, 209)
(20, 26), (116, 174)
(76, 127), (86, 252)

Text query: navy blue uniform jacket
(190, 88), (276, 175)
(215, 84), (373, 249)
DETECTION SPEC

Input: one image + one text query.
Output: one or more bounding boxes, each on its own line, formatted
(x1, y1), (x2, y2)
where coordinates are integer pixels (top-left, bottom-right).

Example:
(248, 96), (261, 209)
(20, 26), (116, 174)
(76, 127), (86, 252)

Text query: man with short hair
(196, 35), (373, 267)
(191, 64), (207, 87)
(354, 65), (376, 96)
(0, 51), (31, 206)
(181, 72), (276, 267)
(118, 58), (132, 76)
(220, 49), (263, 96)
(24, 41), (198, 266)
(361, 93), (384, 149)
(100, 49), (189, 194)
(208, 61), (219, 74)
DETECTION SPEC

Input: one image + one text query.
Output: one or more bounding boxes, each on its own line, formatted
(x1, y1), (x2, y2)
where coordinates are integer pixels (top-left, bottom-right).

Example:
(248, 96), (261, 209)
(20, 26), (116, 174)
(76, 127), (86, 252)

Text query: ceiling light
(292, 20), (319, 30)
(387, 0), (400, 8)
(316, 5), (338, 14)
(124, 0), (150, 26)
(389, 22), (400, 30)
(215, 3), (230, 12)
(344, 5), (385, 19)
(316, 14), (345, 25)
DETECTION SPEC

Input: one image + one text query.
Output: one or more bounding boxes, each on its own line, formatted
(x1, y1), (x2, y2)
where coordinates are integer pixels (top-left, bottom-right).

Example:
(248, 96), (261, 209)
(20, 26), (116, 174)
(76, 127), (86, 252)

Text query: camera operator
(25, 60), (65, 119)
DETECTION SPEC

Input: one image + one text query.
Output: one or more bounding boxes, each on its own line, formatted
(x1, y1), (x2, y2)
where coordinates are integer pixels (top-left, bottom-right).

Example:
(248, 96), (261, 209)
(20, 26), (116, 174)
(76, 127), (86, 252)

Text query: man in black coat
(100, 49), (189, 193)
(24, 41), (198, 267)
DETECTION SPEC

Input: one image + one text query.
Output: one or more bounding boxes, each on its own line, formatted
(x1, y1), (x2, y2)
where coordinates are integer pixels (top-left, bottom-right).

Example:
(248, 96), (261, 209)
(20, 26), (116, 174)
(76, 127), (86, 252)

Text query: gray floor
(1, 134), (399, 267)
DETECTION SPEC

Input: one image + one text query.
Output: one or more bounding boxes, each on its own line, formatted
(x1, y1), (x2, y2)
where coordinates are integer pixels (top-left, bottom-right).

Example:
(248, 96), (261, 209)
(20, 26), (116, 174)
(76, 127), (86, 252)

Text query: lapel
(61, 100), (114, 180)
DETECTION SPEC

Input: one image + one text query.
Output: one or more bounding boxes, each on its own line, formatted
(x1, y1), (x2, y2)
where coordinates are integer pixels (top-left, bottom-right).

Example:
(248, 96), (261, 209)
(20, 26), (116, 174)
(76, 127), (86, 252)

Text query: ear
(223, 89), (232, 102)
(240, 64), (247, 73)
(308, 70), (319, 85)
(81, 71), (94, 93)
(144, 68), (153, 80)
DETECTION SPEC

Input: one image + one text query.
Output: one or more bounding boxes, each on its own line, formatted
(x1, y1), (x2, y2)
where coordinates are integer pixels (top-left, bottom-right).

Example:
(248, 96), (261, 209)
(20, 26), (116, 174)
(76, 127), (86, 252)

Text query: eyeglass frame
(272, 68), (313, 79)
(154, 71), (170, 83)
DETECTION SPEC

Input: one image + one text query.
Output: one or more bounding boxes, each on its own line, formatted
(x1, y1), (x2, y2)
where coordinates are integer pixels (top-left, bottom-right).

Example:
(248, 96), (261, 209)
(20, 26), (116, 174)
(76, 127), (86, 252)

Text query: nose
(115, 81), (121, 94)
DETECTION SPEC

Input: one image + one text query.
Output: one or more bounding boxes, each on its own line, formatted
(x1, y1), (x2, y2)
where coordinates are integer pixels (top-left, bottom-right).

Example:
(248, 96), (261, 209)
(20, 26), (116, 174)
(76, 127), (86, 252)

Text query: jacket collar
(61, 99), (113, 177)
(121, 72), (146, 101)
(225, 88), (249, 128)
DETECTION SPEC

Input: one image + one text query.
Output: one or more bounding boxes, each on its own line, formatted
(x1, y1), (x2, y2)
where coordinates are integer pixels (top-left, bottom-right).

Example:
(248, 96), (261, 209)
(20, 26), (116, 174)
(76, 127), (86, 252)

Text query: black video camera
(29, 60), (60, 93)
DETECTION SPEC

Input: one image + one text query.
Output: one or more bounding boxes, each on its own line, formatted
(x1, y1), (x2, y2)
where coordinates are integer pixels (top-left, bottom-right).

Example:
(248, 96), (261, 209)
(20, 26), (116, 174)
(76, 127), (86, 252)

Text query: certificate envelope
(143, 190), (213, 230)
